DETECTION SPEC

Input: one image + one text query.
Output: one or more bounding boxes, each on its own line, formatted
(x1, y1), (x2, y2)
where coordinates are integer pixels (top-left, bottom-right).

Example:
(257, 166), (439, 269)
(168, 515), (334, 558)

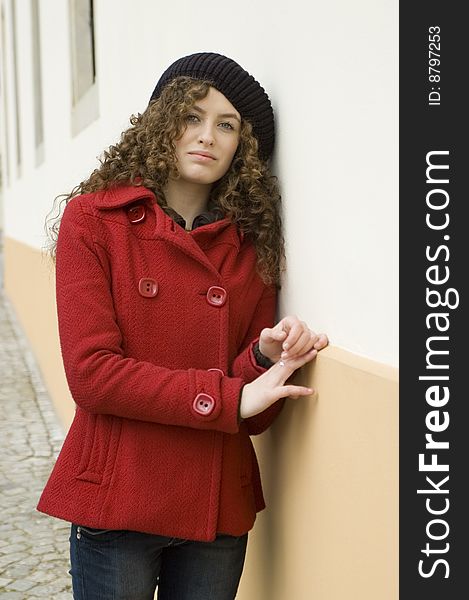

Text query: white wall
(1, 0), (398, 366)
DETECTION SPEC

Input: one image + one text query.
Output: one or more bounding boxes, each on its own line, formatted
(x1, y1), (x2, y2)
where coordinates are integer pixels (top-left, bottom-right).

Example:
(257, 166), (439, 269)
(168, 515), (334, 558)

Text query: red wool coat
(37, 185), (284, 542)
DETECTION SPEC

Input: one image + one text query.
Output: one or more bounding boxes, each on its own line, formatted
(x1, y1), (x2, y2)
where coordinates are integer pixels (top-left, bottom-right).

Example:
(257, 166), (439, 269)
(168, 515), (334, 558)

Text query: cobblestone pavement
(0, 291), (72, 599)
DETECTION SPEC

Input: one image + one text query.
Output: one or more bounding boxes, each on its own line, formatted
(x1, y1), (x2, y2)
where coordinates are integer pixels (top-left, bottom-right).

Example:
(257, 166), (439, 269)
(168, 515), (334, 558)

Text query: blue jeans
(69, 524), (248, 599)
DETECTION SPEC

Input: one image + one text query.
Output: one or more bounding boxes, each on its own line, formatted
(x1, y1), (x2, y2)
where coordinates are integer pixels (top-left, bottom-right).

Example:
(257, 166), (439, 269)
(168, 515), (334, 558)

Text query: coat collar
(91, 185), (245, 258)
(91, 185), (156, 209)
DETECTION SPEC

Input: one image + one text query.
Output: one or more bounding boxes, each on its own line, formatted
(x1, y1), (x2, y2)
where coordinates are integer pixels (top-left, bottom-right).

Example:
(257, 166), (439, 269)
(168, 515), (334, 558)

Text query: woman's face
(173, 87), (241, 186)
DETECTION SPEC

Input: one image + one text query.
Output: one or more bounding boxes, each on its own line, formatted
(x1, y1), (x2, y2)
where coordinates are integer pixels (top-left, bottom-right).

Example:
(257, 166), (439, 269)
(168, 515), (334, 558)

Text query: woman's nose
(198, 123), (215, 145)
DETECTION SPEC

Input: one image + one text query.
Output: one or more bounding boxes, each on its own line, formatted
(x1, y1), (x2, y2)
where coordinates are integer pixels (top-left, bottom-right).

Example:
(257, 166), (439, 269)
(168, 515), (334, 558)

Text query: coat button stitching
(192, 393), (215, 416)
(138, 278), (158, 298)
(126, 204), (146, 224)
(206, 286), (227, 307)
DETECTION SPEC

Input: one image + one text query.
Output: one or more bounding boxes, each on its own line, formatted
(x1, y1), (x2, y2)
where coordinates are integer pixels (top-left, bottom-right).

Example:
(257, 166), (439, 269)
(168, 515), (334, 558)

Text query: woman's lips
(188, 152), (216, 161)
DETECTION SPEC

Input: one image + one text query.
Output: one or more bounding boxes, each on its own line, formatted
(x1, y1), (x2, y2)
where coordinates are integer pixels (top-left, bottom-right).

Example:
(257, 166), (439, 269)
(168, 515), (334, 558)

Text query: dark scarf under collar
(162, 206), (225, 231)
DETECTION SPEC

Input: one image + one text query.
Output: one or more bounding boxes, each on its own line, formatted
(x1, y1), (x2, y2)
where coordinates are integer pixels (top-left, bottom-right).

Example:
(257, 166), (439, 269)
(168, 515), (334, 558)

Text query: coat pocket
(76, 413), (122, 485)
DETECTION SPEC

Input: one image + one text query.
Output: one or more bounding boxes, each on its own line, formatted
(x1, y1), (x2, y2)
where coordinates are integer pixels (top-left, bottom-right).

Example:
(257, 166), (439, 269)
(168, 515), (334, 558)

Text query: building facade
(0, 1), (398, 598)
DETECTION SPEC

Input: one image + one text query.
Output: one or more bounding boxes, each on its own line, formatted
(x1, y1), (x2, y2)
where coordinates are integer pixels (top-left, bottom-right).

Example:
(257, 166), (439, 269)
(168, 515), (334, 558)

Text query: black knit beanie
(149, 52), (275, 161)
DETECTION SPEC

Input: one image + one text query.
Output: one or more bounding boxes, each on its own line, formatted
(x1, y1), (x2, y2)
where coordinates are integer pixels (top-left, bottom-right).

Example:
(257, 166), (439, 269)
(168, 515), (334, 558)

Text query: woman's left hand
(259, 316), (329, 364)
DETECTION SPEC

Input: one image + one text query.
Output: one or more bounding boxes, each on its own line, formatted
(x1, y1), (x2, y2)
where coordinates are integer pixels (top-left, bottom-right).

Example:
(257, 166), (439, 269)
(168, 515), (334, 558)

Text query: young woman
(38, 52), (328, 599)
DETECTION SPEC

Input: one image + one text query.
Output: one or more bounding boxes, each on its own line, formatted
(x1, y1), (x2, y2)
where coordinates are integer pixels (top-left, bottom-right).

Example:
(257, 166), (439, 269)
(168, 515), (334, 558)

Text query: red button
(127, 205), (146, 223)
(192, 393), (215, 416)
(208, 368), (225, 376)
(138, 278), (158, 298)
(206, 286), (227, 307)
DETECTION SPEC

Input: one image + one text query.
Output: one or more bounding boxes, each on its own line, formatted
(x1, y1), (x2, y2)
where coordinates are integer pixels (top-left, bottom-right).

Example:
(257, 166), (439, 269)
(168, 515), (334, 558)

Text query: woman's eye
(219, 122), (234, 130)
(186, 114), (199, 123)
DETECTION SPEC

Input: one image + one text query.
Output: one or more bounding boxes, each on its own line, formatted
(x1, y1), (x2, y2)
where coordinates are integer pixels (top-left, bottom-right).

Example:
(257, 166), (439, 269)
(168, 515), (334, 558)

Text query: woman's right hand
(239, 347), (318, 420)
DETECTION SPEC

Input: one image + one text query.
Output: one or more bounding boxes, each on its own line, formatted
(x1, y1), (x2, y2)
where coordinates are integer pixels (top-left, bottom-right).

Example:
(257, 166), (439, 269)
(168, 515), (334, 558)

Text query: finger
(282, 320), (306, 352)
(275, 348), (317, 377)
(313, 333), (329, 350)
(282, 329), (316, 358)
(277, 315), (299, 331)
(280, 385), (314, 398)
(290, 346), (318, 363)
(272, 328), (288, 341)
(261, 326), (287, 343)
(288, 347), (318, 370)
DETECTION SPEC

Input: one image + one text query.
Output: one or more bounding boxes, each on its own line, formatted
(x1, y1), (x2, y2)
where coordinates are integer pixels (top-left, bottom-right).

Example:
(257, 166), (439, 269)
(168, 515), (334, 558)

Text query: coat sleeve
(55, 199), (243, 434)
(230, 281), (285, 436)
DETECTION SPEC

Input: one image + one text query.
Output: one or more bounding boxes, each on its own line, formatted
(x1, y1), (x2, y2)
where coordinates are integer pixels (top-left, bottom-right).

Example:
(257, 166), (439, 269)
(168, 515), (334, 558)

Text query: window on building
(11, 0), (21, 176)
(31, 0), (44, 165)
(0, 5), (10, 186)
(69, 0), (98, 135)
(0, 0), (22, 182)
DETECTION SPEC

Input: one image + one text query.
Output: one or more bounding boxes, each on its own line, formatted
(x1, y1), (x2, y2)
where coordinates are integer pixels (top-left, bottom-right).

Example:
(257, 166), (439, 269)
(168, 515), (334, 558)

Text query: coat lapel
(93, 185), (242, 278)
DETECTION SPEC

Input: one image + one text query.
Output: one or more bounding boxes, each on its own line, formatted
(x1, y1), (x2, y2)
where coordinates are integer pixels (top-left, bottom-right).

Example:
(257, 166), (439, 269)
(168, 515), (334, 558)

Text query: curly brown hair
(46, 76), (285, 285)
